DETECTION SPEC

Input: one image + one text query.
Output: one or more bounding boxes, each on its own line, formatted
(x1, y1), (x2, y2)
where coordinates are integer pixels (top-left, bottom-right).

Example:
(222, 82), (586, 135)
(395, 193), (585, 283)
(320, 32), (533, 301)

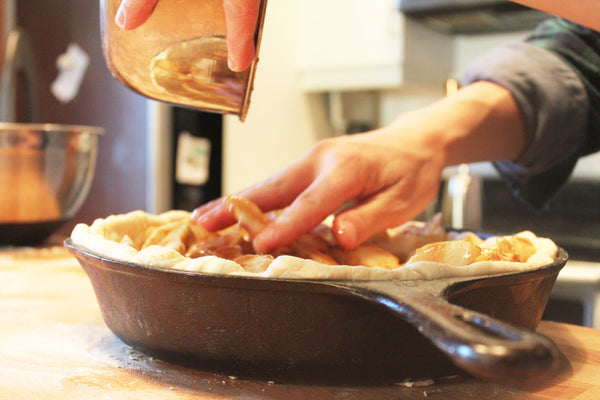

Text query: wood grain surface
(1, 246), (599, 400)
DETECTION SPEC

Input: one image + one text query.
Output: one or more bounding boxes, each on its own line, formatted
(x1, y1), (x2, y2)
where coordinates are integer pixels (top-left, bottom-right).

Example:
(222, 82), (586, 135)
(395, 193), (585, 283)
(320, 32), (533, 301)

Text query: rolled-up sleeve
(462, 20), (594, 209)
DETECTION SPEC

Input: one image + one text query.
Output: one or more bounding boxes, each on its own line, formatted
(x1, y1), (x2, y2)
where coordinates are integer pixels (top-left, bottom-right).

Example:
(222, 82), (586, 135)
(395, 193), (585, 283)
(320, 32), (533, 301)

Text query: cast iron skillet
(64, 239), (568, 384)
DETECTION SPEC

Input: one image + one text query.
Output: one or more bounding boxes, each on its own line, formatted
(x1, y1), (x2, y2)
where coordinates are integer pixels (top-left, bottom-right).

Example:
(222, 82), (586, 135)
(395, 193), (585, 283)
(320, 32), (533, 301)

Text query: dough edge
(70, 210), (559, 281)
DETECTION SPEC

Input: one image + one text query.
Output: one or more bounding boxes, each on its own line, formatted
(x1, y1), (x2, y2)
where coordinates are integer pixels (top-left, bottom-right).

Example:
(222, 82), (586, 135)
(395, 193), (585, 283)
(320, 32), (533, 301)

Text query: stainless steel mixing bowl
(0, 123), (103, 245)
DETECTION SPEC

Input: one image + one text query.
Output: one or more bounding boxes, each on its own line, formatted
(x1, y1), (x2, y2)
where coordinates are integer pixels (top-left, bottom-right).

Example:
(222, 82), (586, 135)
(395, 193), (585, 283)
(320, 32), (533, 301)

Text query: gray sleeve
(461, 41), (588, 208)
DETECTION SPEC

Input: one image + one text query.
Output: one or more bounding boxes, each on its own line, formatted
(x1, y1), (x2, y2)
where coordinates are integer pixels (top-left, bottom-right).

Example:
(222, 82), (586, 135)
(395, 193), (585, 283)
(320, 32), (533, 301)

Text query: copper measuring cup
(100, 0), (267, 121)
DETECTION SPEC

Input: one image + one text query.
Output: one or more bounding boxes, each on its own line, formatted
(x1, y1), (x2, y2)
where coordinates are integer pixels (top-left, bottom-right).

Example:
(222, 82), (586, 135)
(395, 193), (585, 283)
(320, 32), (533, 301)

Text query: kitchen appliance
(399, 0), (551, 34)
(99, 0), (267, 120)
(441, 164), (482, 230)
(0, 123), (103, 245)
(65, 238), (567, 383)
(445, 176), (600, 328)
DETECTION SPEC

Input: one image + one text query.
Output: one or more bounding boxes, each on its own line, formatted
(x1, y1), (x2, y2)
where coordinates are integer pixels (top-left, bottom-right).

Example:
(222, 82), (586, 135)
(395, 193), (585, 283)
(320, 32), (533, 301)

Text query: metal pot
(64, 238), (568, 384)
(0, 123), (103, 245)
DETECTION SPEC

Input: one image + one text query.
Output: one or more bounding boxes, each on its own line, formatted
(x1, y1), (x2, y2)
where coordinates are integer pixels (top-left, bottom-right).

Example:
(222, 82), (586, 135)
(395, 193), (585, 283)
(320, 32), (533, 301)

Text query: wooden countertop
(1, 245), (599, 400)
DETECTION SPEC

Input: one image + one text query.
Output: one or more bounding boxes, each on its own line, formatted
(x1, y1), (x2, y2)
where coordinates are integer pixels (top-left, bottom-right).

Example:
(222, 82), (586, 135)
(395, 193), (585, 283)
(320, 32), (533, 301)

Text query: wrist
(415, 81), (527, 168)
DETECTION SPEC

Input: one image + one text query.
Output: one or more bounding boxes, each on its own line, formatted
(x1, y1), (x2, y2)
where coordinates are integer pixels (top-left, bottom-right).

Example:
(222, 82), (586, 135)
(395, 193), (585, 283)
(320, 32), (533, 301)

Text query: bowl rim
(0, 122), (105, 135)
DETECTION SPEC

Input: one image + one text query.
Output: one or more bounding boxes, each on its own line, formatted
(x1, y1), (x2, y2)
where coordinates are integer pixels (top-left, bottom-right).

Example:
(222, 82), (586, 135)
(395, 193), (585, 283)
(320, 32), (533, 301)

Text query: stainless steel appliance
(444, 176), (600, 328)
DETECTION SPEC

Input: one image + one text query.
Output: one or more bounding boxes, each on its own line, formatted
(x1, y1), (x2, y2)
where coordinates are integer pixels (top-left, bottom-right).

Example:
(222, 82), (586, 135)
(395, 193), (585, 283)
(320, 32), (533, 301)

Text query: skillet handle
(337, 280), (562, 381)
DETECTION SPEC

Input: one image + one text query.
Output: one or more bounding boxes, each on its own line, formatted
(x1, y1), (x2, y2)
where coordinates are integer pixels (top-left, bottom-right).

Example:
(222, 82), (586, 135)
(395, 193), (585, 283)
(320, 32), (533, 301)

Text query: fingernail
(253, 231), (270, 254)
(115, 3), (126, 28)
(253, 239), (267, 254)
(192, 208), (217, 227)
(336, 221), (357, 248)
(228, 56), (239, 72)
(190, 208), (204, 223)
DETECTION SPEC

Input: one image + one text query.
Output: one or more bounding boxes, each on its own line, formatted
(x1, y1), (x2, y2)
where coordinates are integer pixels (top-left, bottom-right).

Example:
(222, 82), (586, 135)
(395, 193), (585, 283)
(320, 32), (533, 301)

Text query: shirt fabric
(462, 19), (600, 209)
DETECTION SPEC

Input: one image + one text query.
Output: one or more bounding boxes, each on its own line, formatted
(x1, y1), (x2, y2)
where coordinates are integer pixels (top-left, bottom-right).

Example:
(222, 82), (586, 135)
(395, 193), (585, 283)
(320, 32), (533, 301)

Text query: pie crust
(70, 209), (558, 281)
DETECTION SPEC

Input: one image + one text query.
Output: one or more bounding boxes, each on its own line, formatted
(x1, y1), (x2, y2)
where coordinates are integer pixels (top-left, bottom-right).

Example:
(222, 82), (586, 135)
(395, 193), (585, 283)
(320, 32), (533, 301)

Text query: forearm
(460, 26), (590, 208)
(392, 81), (527, 169)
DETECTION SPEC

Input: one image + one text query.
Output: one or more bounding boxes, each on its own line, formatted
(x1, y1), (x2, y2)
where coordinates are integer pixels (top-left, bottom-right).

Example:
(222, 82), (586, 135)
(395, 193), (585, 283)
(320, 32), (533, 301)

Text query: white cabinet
(296, 0), (454, 91)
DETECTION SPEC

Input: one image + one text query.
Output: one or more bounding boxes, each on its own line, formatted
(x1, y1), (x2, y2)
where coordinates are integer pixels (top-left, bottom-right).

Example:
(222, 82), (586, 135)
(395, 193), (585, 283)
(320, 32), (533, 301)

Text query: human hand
(192, 82), (526, 254)
(193, 116), (449, 253)
(114, 0), (261, 71)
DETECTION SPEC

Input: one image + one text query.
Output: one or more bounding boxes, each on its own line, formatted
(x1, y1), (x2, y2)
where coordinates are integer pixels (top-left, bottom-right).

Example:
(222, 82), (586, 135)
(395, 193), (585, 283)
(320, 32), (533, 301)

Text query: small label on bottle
(175, 131), (211, 186)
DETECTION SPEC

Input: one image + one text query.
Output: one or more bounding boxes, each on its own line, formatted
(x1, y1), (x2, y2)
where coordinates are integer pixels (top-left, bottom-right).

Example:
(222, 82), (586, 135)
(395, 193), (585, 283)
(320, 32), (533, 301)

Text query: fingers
(115, 0), (261, 72)
(192, 131), (444, 254)
(332, 178), (439, 249)
(192, 157), (316, 232)
(252, 172), (362, 253)
(223, 0), (261, 71)
(191, 198), (235, 231)
(115, 0), (158, 30)
(237, 162), (317, 211)
(193, 174), (438, 254)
